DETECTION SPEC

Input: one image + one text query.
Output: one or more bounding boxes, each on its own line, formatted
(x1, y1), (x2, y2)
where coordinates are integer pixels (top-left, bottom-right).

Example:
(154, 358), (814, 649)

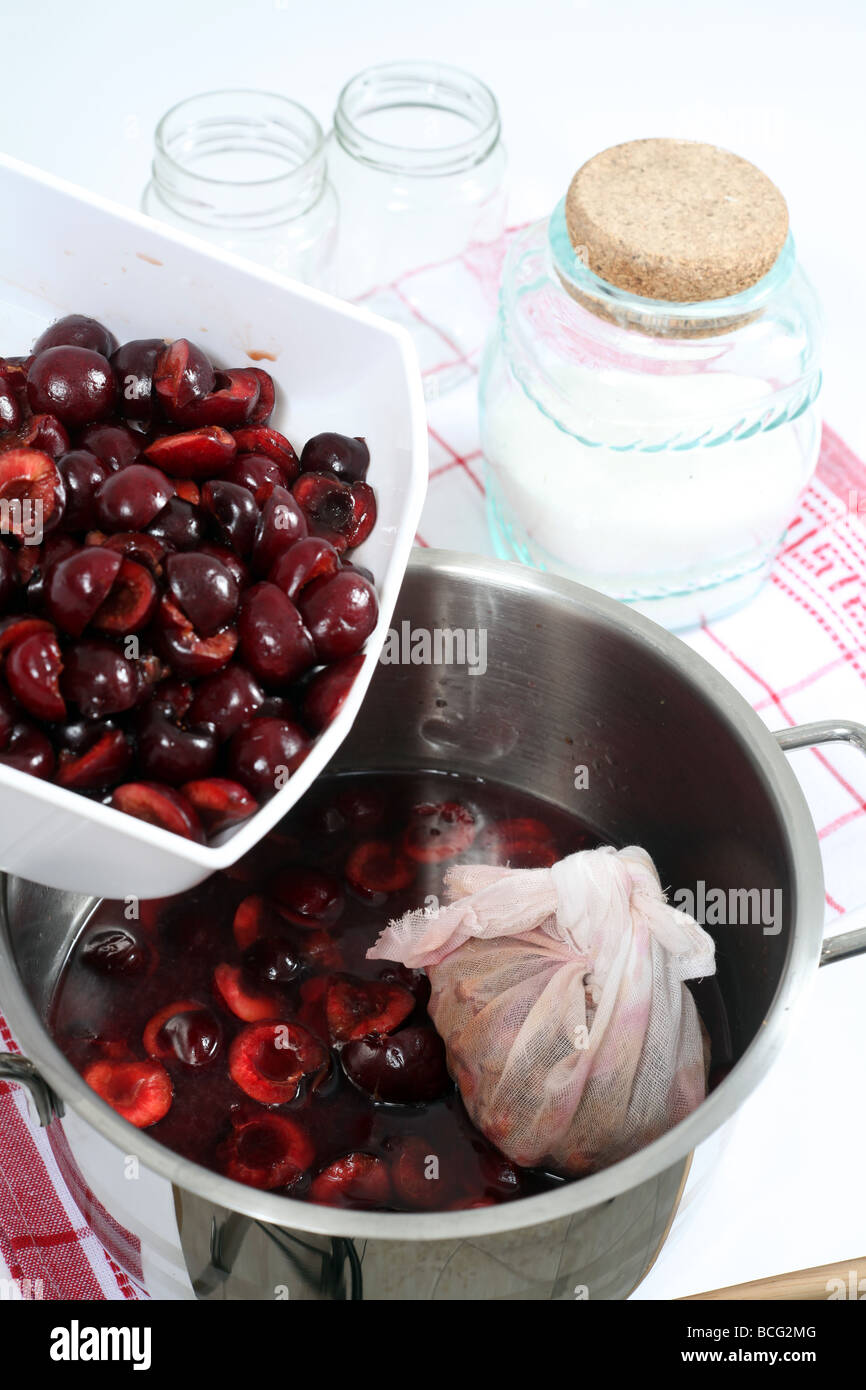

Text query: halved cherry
(144, 1000), (223, 1067)
(165, 551), (239, 637)
(346, 482), (377, 549)
(143, 998), (203, 1057)
(303, 653), (364, 733)
(291, 472), (355, 546)
(181, 778), (257, 833)
(232, 425), (298, 478)
(144, 426), (237, 479)
(92, 530), (168, 576)
(269, 866), (344, 928)
(110, 782), (204, 841)
(342, 1026), (450, 1104)
(14, 413), (69, 460)
(402, 802), (477, 863)
(247, 367), (276, 425)
(79, 421), (140, 471)
(45, 547), (122, 636)
(172, 478), (200, 505)
(213, 962), (282, 1022)
(57, 727), (131, 790)
(83, 1058), (172, 1128)
(153, 338), (215, 414)
(224, 453), (285, 503)
(219, 1112), (313, 1189)
(325, 976), (415, 1044)
(170, 368), (261, 429)
(345, 840), (416, 898)
(5, 631), (65, 721)
(0, 448), (62, 534)
(309, 1153), (391, 1209)
(251, 485), (308, 577)
(155, 593), (238, 679)
(301, 930), (343, 970)
(269, 536), (340, 603)
(391, 1135), (450, 1210)
(228, 1020), (328, 1103)
(91, 558), (157, 634)
(232, 894), (288, 950)
(187, 664), (263, 742)
(0, 613), (55, 657)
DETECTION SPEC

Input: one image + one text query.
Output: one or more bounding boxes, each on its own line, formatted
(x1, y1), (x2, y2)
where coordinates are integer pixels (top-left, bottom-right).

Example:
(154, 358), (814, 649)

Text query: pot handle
(0, 1053), (64, 1125)
(775, 719), (866, 967)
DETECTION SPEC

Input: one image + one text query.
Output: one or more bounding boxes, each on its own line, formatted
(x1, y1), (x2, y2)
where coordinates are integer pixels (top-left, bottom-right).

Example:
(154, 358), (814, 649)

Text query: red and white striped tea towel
(2, 242), (864, 1300)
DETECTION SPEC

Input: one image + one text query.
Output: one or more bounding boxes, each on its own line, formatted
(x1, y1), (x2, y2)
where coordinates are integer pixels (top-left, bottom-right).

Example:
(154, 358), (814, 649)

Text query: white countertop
(1, 0), (864, 1300)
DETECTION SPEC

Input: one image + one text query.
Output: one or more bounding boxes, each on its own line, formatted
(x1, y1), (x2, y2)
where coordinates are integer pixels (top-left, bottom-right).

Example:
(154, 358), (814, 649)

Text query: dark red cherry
(342, 1027), (450, 1104)
(57, 725), (131, 790)
(237, 582), (315, 688)
(201, 480), (259, 557)
(303, 653), (365, 732)
(165, 551), (239, 637)
(95, 464), (173, 531)
(298, 570), (378, 663)
(224, 453), (285, 503)
(110, 338), (164, 433)
(45, 548), (122, 635)
(300, 432), (369, 483)
(242, 937), (303, 989)
(157, 1006), (223, 1067)
(226, 717), (309, 800)
(81, 926), (151, 977)
(60, 640), (141, 718)
(153, 339), (215, 415)
(147, 497), (205, 551)
(5, 631), (65, 721)
(154, 594), (238, 679)
(91, 558), (158, 635)
(79, 422), (141, 472)
(187, 664), (263, 742)
(251, 485), (307, 577)
(137, 708), (217, 785)
(27, 346), (116, 428)
(269, 536), (340, 602)
(33, 315), (118, 359)
(56, 450), (109, 530)
(0, 722), (55, 778)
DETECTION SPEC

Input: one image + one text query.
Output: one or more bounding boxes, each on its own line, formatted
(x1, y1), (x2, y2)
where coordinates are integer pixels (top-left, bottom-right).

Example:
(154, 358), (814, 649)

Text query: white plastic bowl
(0, 154), (428, 898)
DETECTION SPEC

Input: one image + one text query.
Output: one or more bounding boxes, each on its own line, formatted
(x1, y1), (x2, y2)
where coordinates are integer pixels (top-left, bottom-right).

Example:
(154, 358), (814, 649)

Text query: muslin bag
(368, 845), (716, 1175)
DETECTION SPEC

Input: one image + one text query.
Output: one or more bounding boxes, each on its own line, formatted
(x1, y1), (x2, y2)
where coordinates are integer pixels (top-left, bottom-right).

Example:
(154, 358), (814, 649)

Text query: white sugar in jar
(479, 140), (822, 630)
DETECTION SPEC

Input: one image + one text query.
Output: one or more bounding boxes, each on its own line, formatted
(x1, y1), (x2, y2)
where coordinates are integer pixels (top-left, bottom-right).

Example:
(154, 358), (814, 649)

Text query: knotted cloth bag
(368, 846), (716, 1175)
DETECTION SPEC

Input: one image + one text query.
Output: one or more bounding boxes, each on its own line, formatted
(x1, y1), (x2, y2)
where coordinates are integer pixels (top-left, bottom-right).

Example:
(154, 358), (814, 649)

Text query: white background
(1, 0), (865, 1302)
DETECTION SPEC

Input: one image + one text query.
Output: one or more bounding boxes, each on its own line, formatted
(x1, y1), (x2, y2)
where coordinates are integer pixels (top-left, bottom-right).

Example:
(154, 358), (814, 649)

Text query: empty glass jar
(142, 90), (338, 289)
(329, 61), (508, 397)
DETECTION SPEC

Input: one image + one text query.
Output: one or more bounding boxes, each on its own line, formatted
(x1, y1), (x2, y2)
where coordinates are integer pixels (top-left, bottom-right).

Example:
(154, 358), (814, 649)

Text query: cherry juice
(51, 771), (604, 1211)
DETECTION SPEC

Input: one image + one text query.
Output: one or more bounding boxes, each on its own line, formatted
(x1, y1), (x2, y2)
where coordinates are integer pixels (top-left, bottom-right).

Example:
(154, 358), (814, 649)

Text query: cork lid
(564, 139), (789, 302)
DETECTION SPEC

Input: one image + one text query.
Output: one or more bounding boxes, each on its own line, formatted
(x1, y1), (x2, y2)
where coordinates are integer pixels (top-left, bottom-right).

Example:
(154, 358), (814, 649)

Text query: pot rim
(0, 550), (825, 1241)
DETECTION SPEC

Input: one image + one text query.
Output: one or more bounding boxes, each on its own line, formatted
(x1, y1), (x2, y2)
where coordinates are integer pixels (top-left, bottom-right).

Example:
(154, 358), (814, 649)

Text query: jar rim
(154, 89), (326, 190)
(333, 60), (501, 176)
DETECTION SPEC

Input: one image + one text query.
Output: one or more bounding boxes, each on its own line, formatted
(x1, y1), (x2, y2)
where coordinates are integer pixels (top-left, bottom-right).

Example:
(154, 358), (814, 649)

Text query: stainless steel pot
(1, 551), (864, 1300)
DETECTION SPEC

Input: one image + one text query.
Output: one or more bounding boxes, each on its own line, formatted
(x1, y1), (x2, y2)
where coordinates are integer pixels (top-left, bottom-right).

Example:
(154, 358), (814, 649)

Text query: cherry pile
(51, 772), (601, 1212)
(0, 314), (379, 841)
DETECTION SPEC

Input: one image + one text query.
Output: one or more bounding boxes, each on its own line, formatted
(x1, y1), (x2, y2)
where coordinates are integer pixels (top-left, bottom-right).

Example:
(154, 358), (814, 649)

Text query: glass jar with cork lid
(479, 139), (823, 630)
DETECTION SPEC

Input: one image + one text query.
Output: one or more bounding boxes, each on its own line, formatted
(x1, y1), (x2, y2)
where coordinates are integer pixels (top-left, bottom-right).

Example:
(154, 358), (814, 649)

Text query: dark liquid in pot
(49, 771), (723, 1211)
